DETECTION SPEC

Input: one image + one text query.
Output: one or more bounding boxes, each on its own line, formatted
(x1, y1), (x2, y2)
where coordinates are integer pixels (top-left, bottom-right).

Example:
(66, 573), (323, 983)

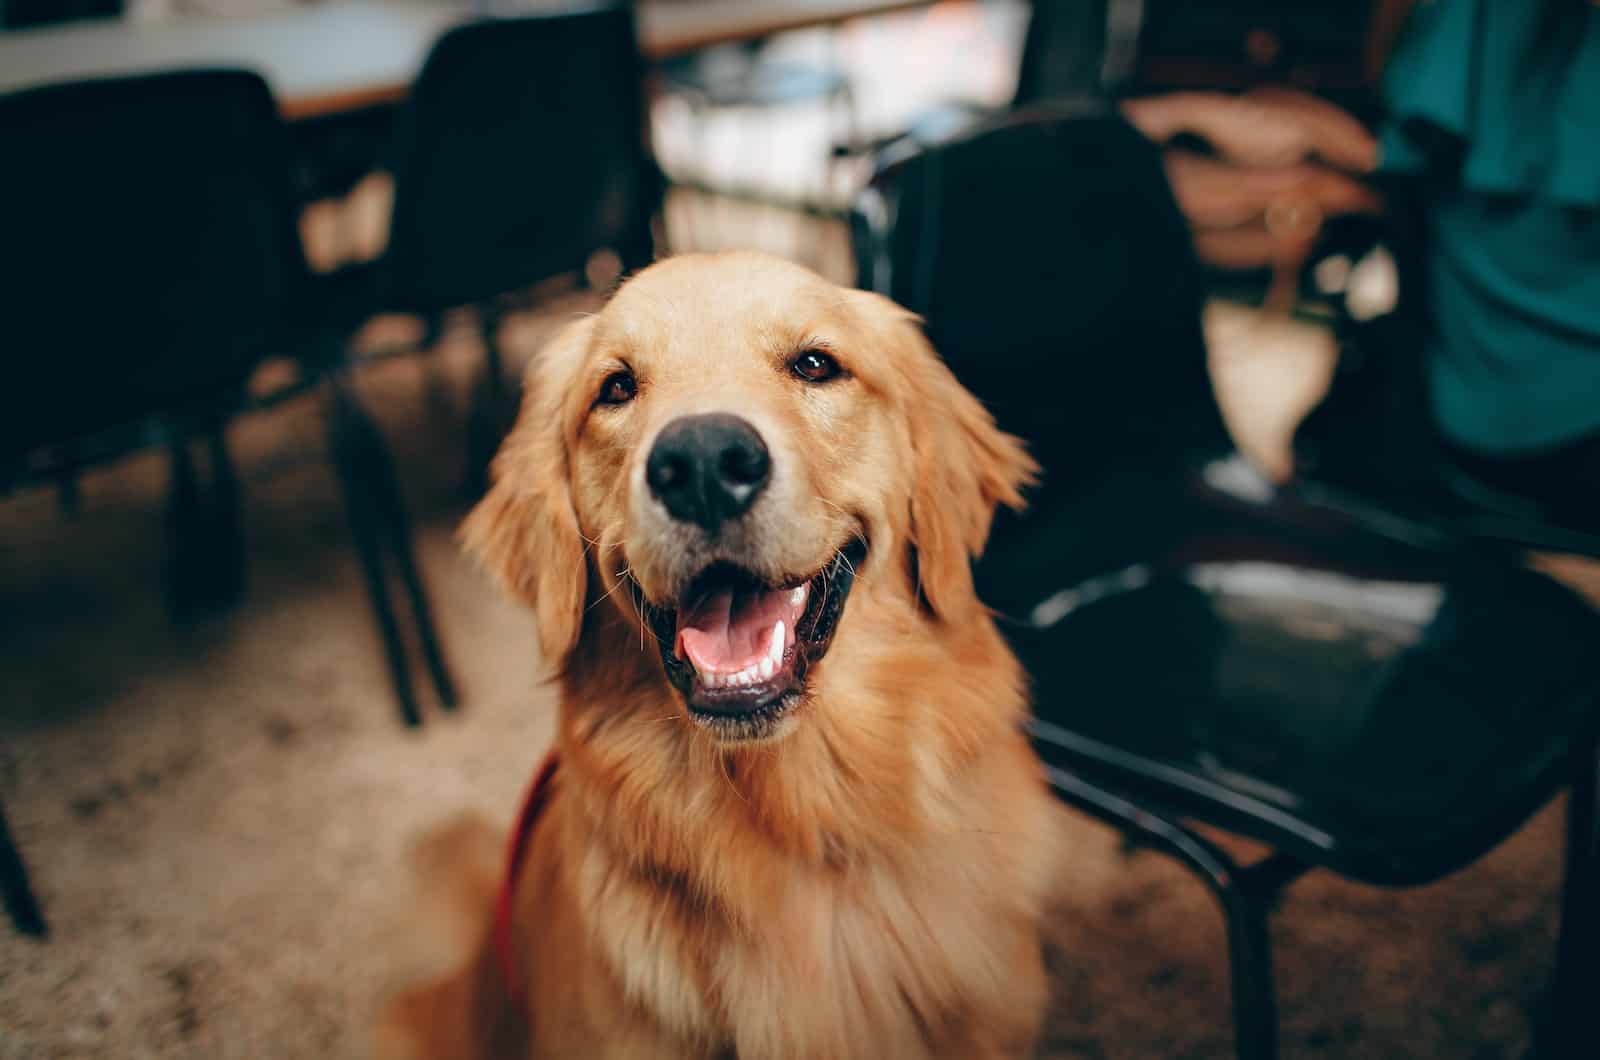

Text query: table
(0, 0), (938, 120)
(641, 0), (935, 58)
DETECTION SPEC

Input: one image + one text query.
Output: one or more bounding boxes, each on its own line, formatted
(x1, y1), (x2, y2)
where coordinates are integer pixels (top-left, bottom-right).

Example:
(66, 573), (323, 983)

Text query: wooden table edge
(272, 0), (941, 119)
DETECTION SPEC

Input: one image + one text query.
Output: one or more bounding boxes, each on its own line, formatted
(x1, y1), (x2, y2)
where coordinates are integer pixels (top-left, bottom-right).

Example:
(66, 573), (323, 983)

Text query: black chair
(1, 0), (120, 29)
(1015, 0), (1124, 106)
(2, 70), (306, 614)
(853, 108), (1600, 1060)
(1, 70), (457, 931)
(836, 0), (1116, 169)
(317, 4), (663, 485)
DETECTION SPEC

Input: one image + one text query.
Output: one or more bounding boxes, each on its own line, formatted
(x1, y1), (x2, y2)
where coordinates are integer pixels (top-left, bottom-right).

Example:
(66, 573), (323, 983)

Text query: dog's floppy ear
(867, 296), (1037, 619)
(460, 317), (596, 671)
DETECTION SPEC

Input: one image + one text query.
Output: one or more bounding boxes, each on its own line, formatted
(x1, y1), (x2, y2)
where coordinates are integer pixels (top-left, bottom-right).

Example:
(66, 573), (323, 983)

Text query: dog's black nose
(646, 413), (771, 532)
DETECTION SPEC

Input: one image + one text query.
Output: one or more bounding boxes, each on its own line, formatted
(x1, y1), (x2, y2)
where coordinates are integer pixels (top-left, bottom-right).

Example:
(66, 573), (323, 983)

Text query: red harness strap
(492, 751), (560, 1000)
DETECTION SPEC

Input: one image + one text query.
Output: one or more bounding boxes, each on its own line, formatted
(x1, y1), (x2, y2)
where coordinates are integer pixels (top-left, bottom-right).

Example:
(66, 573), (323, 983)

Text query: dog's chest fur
(538, 604), (1058, 1058)
(561, 748), (1054, 1059)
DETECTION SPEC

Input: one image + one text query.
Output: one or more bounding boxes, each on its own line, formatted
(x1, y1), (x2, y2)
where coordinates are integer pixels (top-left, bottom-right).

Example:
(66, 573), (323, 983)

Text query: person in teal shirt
(1379, 0), (1599, 528)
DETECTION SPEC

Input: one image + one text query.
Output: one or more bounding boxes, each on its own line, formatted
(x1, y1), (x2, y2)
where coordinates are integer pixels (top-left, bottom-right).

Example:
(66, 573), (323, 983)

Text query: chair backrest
(852, 106), (1229, 498)
(381, 5), (662, 313)
(0, 69), (305, 462)
(1013, 0), (1112, 107)
(2, 0), (120, 30)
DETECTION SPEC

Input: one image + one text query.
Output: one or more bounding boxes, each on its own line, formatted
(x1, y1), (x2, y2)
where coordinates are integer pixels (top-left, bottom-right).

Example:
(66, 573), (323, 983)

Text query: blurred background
(2, 1), (1597, 1057)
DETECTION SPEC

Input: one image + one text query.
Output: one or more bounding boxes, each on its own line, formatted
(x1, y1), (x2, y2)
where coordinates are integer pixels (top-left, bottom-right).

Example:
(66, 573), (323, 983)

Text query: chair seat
(1001, 459), (1600, 887)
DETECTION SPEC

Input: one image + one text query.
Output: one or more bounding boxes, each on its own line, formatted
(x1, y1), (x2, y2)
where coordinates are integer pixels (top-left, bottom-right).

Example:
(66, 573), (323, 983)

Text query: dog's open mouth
(633, 538), (867, 738)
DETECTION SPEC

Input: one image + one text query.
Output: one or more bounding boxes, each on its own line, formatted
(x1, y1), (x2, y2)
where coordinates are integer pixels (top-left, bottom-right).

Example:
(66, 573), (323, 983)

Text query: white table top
(0, 0), (936, 119)
(0, 2), (462, 117)
(640, 0), (934, 57)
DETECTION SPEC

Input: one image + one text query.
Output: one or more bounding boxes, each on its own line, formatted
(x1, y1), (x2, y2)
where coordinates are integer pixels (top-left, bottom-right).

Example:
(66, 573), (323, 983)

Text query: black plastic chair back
(1, 69), (304, 462)
(1013, 0), (1112, 106)
(2, 0), (120, 29)
(381, 5), (661, 313)
(854, 106), (1228, 494)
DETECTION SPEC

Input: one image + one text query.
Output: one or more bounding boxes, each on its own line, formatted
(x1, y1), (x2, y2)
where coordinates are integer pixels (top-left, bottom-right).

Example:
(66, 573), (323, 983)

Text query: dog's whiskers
(618, 573), (676, 653)
(588, 572), (631, 615)
(816, 500), (870, 555)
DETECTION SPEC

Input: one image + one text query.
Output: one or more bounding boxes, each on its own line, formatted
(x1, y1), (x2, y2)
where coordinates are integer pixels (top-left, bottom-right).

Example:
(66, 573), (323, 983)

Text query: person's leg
(1443, 430), (1600, 536)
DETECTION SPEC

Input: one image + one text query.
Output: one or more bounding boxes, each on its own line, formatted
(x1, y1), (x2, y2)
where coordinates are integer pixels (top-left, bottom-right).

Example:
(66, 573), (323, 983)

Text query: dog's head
(463, 253), (1034, 744)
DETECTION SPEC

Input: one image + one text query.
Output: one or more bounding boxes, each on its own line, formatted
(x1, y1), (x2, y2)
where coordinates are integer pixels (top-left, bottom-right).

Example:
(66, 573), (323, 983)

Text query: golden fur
(376, 253), (1065, 1059)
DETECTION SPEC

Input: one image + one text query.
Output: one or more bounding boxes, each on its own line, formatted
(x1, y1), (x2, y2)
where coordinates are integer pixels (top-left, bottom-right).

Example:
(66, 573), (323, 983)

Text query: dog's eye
(596, 369), (637, 406)
(790, 350), (841, 383)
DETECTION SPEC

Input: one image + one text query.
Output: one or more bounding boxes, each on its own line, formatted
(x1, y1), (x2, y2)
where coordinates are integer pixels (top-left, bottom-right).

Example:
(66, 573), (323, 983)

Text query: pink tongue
(676, 587), (791, 673)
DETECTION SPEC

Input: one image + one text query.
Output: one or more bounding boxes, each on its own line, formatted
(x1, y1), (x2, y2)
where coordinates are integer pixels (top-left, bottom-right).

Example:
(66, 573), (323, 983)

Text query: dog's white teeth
(790, 585), (808, 608)
(697, 624), (788, 689)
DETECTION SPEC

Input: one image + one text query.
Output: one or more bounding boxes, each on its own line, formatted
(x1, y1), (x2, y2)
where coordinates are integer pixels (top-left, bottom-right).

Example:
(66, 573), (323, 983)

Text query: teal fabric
(1421, 194), (1600, 453)
(1378, 0), (1600, 454)
(1380, 0), (1600, 207)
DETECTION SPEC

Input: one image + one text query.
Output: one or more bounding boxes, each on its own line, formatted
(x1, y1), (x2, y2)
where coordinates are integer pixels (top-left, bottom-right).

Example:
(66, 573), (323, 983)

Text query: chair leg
(1037, 762), (1300, 1060)
(204, 424), (245, 609)
(367, 415), (459, 712)
(1, 797), (46, 938)
(56, 468), (80, 516)
(388, 532), (457, 711)
(350, 504), (423, 728)
(419, 313), (456, 436)
(1217, 872), (1284, 1060)
(166, 435), (204, 618)
(466, 307), (516, 496)
(1544, 741), (1599, 1059)
(326, 379), (422, 727)
(167, 425), (247, 617)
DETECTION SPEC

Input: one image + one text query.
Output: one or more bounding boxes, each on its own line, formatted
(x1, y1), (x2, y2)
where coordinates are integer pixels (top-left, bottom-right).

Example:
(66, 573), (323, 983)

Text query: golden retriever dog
(376, 252), (1065, 1059)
